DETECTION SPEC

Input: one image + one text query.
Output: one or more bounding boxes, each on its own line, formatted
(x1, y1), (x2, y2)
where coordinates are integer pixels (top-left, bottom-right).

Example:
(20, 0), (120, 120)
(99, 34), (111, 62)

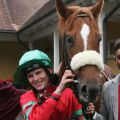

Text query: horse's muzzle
(79, 83), (101, 104)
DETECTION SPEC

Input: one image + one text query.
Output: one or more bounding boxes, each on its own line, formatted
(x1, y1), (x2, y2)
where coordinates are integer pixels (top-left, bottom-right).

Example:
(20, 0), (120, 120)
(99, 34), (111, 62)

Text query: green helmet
(13, 50), (53, 88)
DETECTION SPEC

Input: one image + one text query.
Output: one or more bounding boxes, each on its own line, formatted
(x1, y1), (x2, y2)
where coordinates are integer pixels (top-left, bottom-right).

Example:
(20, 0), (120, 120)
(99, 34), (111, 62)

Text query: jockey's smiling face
(27, 68), (51, 92)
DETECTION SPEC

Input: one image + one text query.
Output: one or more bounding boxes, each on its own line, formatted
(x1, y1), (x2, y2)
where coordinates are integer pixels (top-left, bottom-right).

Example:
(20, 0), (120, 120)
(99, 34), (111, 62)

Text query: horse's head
(56, 0), (104, 54)
(56, 0), (104, 107)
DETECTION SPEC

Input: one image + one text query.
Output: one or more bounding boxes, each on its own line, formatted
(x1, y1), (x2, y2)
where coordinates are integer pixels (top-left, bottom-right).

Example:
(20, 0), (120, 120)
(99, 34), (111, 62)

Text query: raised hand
(54, 70), (75, 94)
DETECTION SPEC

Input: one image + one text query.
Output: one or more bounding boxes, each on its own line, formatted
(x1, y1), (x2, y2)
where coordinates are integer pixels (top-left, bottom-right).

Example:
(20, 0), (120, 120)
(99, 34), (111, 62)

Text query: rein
(63, 33), (80, 82)
(62, 33), (80, 99)
(63, 34), (72, 70)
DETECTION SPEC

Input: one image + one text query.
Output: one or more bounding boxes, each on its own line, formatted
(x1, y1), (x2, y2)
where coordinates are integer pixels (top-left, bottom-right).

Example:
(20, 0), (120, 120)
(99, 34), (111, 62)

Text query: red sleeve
(59, 88), (85, 119)
(20, 91), (60, 120)
(60, 88), (82, 111)
(71, 91), (82, 111)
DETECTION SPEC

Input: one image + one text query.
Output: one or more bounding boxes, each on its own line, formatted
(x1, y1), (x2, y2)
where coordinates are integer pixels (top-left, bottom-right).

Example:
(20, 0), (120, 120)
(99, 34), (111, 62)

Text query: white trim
(70, 50), (104, 71)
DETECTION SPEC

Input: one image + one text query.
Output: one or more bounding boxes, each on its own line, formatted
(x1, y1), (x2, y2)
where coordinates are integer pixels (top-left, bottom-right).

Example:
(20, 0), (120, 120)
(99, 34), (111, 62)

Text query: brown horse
(55, 0), (115, 114)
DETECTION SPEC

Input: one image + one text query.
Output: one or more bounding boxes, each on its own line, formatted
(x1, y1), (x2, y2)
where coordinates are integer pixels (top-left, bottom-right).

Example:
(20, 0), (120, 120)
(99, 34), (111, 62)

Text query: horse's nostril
(81, 85), (88, 94)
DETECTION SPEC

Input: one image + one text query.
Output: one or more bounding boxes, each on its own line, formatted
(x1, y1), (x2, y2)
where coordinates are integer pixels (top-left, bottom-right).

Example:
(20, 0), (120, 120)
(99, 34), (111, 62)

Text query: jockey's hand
(86, 103), (95, 116)
(54, 70), (75, 94)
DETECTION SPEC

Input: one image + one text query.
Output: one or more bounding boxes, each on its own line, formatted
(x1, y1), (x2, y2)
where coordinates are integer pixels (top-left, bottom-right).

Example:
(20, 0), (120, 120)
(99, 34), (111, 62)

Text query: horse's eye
(65, 34), (74, 46)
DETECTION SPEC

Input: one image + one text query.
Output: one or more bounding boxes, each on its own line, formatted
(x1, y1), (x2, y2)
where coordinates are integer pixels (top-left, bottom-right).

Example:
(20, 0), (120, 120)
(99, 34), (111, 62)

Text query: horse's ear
(89, 0), (104, 19)
(55, 0), (71, 19)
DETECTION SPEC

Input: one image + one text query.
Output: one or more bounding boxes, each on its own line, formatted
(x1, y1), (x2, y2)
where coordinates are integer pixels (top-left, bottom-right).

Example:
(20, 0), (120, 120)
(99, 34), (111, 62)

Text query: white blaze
(80, 24), (90, 50)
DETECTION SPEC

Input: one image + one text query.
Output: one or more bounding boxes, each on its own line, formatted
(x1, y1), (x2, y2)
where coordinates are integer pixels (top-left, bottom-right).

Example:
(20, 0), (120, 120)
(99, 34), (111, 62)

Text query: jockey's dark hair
(114, 39), (120, 52)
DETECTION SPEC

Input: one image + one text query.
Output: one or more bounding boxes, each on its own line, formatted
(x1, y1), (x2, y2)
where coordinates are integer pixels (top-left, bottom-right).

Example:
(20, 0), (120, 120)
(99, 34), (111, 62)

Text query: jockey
(13, 49), (86, 120)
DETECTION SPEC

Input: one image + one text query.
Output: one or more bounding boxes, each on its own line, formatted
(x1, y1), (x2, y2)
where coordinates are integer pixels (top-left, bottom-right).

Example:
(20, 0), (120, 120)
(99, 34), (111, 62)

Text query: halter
(63, 33), (80, 81)
(63, 34), (72, 70)
(62, 33), (80, 101)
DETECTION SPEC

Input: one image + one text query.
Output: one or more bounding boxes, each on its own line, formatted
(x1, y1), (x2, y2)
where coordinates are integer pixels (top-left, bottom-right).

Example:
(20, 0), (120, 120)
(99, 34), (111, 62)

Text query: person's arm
(95, 83), (109, 120)
(0, 80), (25, 120)
(87, 84), (109, 120)
(20, 91), (60, 120)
